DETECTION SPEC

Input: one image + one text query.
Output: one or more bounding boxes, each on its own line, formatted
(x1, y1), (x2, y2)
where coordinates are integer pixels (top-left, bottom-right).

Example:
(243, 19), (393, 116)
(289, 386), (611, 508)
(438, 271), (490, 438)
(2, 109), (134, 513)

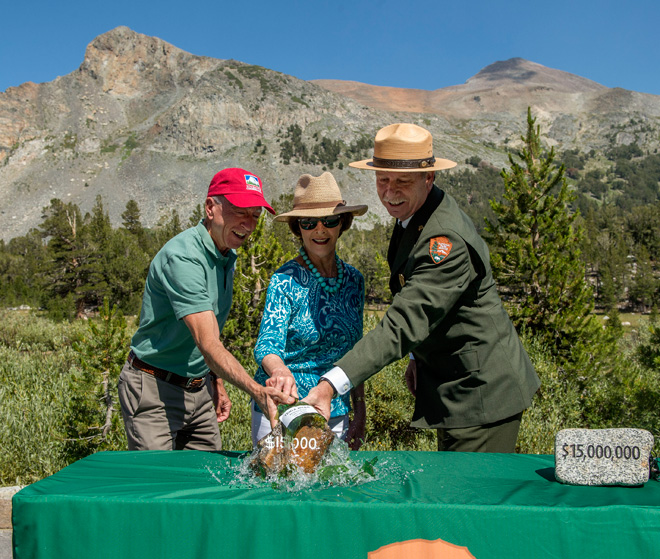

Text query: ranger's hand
(405, 359), (417, 397)
(301, 381), (333, 421)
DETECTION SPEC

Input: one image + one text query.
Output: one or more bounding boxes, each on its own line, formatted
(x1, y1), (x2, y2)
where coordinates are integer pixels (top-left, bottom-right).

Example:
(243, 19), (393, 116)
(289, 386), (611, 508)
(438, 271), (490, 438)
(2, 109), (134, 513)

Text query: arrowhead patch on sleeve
(429, 236), (452, 264)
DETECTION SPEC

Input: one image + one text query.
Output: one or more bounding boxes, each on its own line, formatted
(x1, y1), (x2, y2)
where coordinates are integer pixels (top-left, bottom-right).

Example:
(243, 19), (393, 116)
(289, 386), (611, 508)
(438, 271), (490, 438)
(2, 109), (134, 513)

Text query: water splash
(227, 438), (382, 492)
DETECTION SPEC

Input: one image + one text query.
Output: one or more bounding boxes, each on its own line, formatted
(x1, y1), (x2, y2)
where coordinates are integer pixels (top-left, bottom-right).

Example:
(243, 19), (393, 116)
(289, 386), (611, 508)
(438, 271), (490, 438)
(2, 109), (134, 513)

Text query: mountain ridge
(1, 26), (659, 241)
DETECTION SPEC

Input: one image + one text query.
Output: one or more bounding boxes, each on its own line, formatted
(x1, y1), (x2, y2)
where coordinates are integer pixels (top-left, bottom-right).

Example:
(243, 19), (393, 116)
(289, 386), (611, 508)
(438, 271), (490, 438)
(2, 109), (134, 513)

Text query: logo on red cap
(244, 174), (262, 192)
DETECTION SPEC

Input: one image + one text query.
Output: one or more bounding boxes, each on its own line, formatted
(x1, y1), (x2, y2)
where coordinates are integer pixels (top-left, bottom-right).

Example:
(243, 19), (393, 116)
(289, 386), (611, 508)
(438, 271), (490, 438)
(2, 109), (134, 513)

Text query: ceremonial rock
(554, 428), (654, 486)
(290, 424), (335, 474)
(250, 423), (287, 477)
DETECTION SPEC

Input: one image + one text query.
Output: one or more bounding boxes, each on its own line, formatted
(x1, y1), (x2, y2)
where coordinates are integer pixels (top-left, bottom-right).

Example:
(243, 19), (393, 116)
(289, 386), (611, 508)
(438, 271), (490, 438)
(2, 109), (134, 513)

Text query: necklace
(299, 247), (344, 295)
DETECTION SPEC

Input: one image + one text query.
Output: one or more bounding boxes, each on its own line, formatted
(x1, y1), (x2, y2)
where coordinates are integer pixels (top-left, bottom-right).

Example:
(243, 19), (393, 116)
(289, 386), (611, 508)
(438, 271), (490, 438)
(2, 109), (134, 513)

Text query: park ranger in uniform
(303, 123), (540, 452)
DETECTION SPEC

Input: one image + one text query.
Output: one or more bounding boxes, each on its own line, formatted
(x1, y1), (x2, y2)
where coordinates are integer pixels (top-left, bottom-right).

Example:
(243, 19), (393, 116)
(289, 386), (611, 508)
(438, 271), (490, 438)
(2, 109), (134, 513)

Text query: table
(12, 450), (660, 558)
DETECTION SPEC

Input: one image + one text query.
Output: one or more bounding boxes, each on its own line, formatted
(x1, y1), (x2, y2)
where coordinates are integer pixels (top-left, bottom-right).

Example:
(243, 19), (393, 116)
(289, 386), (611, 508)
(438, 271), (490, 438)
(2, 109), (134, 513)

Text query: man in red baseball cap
(119, 168), (293, 452)
(204, 168), (275, 254)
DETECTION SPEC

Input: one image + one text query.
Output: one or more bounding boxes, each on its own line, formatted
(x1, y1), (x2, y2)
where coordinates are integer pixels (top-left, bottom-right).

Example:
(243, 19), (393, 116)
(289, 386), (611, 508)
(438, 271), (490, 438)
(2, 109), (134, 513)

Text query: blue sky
(1, 0), (659, 95)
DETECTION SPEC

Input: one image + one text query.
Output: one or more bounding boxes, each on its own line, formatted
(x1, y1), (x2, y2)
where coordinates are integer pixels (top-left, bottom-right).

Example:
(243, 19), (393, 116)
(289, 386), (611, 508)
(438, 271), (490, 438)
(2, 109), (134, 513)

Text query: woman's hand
(262, 354), (299, 400)
(253, 385), (296, 428)
(265, 366), (298, 400)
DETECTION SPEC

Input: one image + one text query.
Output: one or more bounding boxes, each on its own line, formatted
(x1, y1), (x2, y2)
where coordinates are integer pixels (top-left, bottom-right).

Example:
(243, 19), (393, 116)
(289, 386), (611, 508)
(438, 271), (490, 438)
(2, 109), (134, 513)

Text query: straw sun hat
(349, 123), (456, 172)
(275, 172), (368, 221)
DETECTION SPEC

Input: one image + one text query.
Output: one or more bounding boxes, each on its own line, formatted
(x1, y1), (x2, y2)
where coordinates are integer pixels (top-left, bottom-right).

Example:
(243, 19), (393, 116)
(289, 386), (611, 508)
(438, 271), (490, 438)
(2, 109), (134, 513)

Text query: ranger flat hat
(349, 123), (457, 172)
(275, 172), (368, 221)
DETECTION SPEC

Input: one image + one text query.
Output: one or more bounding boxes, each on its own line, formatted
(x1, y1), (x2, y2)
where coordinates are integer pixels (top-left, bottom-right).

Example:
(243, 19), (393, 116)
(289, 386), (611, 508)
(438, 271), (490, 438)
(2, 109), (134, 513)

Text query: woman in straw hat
(252, 172), (368, 449)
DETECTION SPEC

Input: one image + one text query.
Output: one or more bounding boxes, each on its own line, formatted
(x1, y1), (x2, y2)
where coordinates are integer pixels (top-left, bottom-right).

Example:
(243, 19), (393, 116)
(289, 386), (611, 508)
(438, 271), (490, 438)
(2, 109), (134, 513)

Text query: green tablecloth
(12, 450), (660, 558)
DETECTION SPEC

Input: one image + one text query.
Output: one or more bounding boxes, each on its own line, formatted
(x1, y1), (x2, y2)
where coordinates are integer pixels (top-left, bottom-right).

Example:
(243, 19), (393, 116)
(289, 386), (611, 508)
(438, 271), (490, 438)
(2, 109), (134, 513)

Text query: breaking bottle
(249, 402), (336, 477)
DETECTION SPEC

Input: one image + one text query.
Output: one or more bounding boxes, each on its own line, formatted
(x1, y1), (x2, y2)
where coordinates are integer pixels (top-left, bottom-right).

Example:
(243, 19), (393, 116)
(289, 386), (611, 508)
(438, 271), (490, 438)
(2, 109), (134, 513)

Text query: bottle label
(280, 405), (319, 428)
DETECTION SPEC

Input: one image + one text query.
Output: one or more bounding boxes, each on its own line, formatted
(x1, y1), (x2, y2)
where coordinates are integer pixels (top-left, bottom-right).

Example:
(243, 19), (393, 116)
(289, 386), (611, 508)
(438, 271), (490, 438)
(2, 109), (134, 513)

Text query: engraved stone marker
(554, 428), (654, 486)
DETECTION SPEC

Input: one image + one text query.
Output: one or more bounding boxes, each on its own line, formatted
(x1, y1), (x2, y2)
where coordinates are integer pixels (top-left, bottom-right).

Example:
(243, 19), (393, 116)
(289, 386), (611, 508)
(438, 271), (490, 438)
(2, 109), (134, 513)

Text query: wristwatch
(318, 377), (338, 398)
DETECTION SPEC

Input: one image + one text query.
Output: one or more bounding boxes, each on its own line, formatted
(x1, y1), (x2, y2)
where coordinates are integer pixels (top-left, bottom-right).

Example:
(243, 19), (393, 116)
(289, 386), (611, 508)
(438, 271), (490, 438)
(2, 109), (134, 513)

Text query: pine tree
(81, 195), (112, 307)
(484, 108), (612, 363)
(187, 204), (205, 228)
(121, 199), (143, 236)
(222, 217), (292, 366)
(154, 209), (183, 248)
(581, 205), (630, 307)
(99, 228), (150, 314)
(0, 231), (47, 306)
(629, 245), (658, 312)
(39, 199), (94, 318)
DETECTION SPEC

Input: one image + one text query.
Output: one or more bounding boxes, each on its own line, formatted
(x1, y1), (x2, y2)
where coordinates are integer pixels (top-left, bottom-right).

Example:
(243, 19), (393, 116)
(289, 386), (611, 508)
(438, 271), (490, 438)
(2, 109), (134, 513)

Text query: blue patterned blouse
(254, 258), (365, 417)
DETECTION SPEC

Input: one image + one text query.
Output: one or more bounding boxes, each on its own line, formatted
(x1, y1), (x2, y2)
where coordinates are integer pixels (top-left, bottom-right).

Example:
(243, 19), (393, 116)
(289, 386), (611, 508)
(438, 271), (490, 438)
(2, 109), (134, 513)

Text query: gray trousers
(118, 360), (222, 451)
(437, 412), (523, 453)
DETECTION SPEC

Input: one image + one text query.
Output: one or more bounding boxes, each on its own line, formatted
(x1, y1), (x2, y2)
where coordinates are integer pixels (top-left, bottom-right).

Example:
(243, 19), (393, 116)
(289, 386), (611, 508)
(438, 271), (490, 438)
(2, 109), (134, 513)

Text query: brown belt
(128, 351), (207, 390)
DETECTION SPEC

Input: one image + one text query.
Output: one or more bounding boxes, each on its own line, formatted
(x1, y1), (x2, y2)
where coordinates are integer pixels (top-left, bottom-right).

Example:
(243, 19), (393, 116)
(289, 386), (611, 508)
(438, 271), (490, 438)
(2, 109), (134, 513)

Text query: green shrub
(0, 309), (86, 351)
(356, 314), (436, 451)
(218, 378), (253, 451)
(583, 319), (660, 454)
(0, 311), (87, 485)
(516, 332), (582, 454)
(64, 299), (130, 461)
(0, 347), (74, 484)
(636, 318), (660, 371)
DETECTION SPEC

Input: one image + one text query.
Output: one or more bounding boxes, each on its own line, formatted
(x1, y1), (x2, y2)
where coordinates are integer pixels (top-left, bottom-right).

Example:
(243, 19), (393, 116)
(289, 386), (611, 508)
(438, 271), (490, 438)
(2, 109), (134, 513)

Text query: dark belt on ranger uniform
(128, 350), (208, 390)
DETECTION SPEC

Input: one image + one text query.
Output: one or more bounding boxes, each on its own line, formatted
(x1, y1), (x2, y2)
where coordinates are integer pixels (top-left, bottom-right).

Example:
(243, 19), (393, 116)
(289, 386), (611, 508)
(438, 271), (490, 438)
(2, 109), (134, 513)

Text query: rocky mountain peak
(467, 57), (606, 94)
(472, 57), (537, 80)
(78, 26), (217, 96)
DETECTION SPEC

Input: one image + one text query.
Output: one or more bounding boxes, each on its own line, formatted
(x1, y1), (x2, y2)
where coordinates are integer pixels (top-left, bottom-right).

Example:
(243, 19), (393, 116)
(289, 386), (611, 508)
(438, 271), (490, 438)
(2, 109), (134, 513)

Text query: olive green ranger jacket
(336, 186), (540, 429)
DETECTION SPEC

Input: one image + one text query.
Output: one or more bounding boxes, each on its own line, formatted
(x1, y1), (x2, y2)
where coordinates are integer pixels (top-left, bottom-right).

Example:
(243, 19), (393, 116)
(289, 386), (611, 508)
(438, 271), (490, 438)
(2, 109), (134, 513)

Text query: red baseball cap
(207, 168), (275, 214)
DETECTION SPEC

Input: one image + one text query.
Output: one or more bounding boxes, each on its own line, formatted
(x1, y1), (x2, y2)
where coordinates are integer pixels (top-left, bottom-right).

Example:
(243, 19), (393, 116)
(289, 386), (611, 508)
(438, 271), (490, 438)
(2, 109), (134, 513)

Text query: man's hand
(405, 359), (417, 397)
(301, 380), (334, 421)
(253, 385), (296, 429)
(183, 311), (294, 429)
(212, 377), (232, 422)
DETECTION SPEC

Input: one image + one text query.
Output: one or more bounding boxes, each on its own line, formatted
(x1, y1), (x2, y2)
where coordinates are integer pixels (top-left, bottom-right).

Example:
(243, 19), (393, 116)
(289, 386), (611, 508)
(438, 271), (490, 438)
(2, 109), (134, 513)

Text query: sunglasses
(298, 215), (342, 230)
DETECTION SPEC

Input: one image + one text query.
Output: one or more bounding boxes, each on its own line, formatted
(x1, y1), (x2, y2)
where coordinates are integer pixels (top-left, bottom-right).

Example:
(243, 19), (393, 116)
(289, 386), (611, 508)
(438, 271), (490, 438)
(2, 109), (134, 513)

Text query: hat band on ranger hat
(293, 199), (346, 210)
(372, 156), (437, 170)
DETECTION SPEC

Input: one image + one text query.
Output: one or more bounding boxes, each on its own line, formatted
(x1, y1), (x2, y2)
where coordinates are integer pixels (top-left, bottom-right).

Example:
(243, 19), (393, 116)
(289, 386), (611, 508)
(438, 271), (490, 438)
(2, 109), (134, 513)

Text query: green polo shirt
(130, 221), (237, 378)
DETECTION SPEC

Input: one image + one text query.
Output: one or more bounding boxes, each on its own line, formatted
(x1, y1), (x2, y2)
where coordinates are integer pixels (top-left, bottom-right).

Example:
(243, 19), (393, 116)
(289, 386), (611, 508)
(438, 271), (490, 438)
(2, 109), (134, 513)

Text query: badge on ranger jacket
(429, 236), (452, 264)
